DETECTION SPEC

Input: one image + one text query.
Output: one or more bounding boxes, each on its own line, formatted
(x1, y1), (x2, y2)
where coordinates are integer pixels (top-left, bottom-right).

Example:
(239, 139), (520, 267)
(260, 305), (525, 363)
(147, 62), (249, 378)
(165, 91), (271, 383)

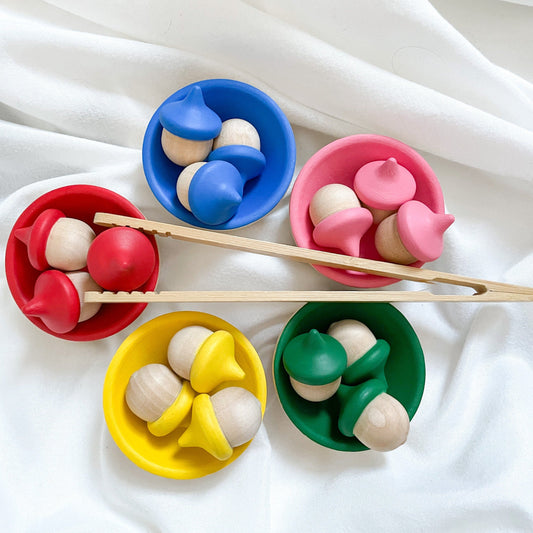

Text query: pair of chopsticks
(84, 213), (533, 303)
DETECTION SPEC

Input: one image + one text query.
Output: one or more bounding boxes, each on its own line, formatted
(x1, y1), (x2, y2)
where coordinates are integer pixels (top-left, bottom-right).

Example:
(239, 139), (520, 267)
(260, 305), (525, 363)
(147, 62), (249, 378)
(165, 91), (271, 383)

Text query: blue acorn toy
(159, 85), (222, 167)
(176, 160), (244, 226)
(208, 118), (266, 182)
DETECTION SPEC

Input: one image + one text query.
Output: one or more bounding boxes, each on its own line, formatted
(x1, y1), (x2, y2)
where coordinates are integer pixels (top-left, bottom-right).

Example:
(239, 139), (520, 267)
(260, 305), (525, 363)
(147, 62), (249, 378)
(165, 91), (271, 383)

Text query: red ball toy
(87, 227), (156, 291)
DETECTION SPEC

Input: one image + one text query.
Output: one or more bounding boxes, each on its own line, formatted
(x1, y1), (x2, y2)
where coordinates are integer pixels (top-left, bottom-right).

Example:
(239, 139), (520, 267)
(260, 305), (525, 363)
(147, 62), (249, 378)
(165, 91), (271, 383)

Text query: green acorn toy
(282, 329), (347, 402)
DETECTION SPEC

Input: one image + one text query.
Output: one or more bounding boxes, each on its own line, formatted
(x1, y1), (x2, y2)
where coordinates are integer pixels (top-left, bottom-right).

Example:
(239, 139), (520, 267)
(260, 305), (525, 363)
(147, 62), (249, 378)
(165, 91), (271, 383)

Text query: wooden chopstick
(84, 290), (533, 304)
(91, 213), (533, 302)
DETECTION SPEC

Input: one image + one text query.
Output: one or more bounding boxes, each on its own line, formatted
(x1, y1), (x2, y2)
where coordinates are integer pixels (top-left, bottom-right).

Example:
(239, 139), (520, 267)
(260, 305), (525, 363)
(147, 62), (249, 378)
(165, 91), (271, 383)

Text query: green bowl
(272, 302), (425, 451)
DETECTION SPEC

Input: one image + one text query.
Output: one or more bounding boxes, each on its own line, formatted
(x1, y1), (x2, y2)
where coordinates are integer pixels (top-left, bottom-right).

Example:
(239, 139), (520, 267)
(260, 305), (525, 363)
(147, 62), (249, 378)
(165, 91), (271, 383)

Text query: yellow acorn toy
(178, 386), (262, 461)
(125, 363), (195, 437)
(167, 326), (245, 393)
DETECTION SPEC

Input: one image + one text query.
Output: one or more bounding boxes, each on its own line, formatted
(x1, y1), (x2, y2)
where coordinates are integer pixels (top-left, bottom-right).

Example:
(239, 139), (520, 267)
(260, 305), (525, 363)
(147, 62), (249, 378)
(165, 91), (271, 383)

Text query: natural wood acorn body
(167, 325), (212, 380)
(176, 162), (206, 212)
(327, 319), (377, 367)
(46, 217), (96, 271)
(67, 271), (102, 322)
(309, 184), (361, 226)
(125, 363), (182, 423)
(213, 119), (261, 151)
(211, 386), (262, 448)
(289, 376), (342, 403)
(352, 392), (410, 452)
(161, 129), (213, 168)
(374, 213), (417, 264)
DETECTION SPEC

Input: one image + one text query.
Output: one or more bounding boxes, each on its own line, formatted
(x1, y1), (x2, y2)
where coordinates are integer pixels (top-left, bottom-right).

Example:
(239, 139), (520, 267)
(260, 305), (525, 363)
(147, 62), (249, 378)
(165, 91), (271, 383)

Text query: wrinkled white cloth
(1, 1), (532, 531)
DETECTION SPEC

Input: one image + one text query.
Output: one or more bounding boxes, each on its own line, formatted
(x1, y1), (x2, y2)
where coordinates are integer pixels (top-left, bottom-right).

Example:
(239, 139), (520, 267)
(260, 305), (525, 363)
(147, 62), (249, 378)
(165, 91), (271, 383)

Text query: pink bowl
(289, 135), (445, 288)
(5, 185), (160, 341)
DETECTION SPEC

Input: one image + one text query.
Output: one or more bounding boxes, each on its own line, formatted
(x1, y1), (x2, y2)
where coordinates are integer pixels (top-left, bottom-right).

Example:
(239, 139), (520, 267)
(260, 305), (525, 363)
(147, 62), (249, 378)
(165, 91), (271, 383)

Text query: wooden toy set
(5, 79), (533, 478)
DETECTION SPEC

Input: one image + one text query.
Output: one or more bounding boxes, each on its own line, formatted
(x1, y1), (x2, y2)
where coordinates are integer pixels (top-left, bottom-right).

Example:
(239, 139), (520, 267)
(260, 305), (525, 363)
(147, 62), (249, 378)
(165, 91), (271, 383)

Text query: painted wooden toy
(337, 381), (410, 452)
(283, 328), (347, 402)
(178, 386), (262, 461)
(86, 226), (156, 291)
(353, 157), (416, 224)
(159, 86), (222, 167)
(375, 200), (455, 264)
(125, 363), (195, 437)
(208, 144), (266, 183)
(22, 270), (102, 334)
(327, 319), (390, 385)
(176, 160), (244, 226)
(15, 208), (95, 271)
(167, 326), (245, 393)
(309, 184), (373, 257)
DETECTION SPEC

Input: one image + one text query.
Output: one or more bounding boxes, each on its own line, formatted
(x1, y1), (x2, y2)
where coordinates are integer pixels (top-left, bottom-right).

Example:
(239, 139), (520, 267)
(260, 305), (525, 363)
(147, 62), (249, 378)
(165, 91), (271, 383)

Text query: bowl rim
(272, 302), (426, 452)
(289, 134), (445, 287)
(103, 311), (268, 479)
(142, 78), (296, 230)
(5, 184), (159, 341)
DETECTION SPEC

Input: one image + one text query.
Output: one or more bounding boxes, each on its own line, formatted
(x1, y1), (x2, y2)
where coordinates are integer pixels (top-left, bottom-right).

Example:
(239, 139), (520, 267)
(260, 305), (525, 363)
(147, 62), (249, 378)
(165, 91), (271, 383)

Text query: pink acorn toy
(375, 200), (455, 264)
(15, 208), (95, 271)
(309, 184), (373, 257)
(353, 157), (417, 224)
(22, 270), (102, 334)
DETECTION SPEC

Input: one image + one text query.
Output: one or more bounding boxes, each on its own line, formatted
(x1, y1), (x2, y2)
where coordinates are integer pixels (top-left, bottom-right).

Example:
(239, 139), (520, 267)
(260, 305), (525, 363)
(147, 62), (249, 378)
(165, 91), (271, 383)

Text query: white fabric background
(1, 1), (532, 531)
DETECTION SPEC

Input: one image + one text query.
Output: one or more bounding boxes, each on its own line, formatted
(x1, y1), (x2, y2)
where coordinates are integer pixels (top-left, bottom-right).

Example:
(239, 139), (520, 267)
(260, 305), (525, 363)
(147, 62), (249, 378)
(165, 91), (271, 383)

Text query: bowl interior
(143, 79), (296, 229)
(290, 134), (445, 287)
(273, 302), (425, 451)
(103, 311), (267, 479)
(5, 185), (159, 341)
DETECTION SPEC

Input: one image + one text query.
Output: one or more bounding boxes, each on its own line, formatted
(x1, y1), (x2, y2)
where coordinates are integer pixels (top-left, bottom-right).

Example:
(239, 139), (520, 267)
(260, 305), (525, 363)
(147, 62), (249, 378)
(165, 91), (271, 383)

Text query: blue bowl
(142, 79), (296, 229)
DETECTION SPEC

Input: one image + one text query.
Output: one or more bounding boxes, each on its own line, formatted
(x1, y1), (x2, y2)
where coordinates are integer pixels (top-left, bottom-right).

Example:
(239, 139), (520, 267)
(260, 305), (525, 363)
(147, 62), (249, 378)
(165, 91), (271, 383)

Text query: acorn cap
(337, 379), (388, 438)
(159, 86), (222, 141)
(397, 200), (455, 262)
(354, 157), (416, 210)
(86, 226), (156, 291)
(147, 381), (196, 437)
(190, 330), (245, 393)
(207, 145), (266, 183)
(189, 160), (243, 225)
(342, 339), (390, 386)
(22, 270), (80, 334)
(15, 208), (65, 271)
(312, 207), (373, 257)
(283, 329), (347, 386)
(177, 393), (234, 461)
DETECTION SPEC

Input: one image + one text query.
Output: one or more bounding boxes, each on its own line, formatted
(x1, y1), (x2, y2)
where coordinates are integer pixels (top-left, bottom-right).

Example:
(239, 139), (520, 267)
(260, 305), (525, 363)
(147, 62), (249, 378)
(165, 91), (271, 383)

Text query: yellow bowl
(103, 311), (267, 479)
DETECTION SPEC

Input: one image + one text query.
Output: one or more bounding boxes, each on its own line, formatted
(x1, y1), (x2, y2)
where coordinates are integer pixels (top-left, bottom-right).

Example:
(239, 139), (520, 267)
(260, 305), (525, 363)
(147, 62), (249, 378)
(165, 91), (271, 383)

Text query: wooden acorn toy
(22, 270), (102, 334)
(309, 184), (373, 257)
(176, 160), (244, 226)
(208, 118), (266, 182)
(15, 208), (95, 271)
(125, 363), (196, 437)
(159, 85), (222, 167)
(282, 328), (347, 402)
(336, 380), (410, 452)
(177, 386), (262, 461)
(167, 326), (246, 393)
(86, 226), (156, 291)
(353, 157), (417, 224)
(327, 319), (390, 386)
(375, 200), (455, 265)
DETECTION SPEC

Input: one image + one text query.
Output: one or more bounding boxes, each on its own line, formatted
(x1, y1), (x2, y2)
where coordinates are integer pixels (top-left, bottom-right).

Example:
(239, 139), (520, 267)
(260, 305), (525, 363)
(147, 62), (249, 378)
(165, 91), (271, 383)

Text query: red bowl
(5, 185), (160, 341)
(289, 135), (445, 288)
